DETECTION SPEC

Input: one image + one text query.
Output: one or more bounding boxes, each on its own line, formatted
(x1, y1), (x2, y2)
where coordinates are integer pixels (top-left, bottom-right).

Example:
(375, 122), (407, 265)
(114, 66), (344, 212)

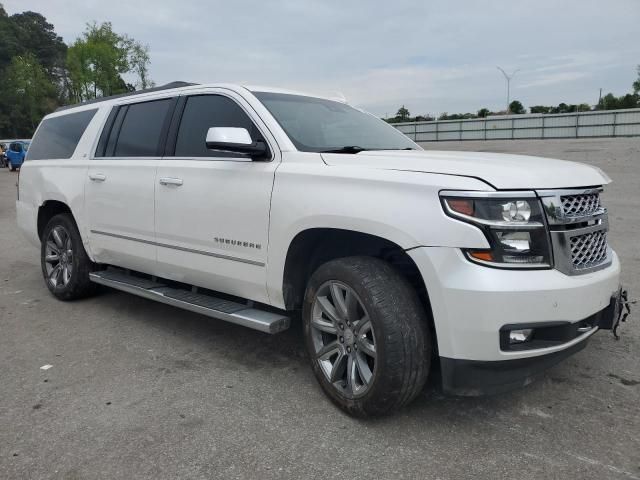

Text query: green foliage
(438, 112), (476, 120)
(396, 106), (410, 121)
(633, 65), (640, 94)
(0, 6), (154, 137)
(384, 109), (434, 124)
(508, 100), (525, 114)
(477, 108), (491, 118)
(0, 53), (57, 136)
(66, 22), (149, 102)
(597, 92), (639, 110)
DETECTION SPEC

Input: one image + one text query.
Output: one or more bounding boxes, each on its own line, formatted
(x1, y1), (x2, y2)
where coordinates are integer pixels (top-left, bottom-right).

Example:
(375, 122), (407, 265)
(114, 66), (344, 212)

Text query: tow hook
(613, 289), (635, 340)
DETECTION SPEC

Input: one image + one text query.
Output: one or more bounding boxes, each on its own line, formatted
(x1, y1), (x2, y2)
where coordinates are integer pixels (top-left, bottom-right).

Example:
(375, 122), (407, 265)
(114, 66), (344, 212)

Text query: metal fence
(393, 108), (640, 142)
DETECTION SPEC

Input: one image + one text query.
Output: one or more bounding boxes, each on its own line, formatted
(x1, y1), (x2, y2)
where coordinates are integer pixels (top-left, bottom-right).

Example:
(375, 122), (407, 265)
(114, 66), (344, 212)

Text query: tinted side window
(174, 95), (259, 157)
(114, 99), (172, 157)
(27, 109), (97, 160)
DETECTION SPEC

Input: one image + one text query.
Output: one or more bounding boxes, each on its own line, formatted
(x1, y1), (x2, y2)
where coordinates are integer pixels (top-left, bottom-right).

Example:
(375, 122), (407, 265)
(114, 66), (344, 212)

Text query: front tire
(41, 214), (98, 300)
(303, 256), (431, 417)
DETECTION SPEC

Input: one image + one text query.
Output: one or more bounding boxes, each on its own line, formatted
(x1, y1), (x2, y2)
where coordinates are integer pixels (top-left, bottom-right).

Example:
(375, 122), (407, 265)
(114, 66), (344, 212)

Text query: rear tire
(41, 213), (98, 300)
(302, 256), (431, 417)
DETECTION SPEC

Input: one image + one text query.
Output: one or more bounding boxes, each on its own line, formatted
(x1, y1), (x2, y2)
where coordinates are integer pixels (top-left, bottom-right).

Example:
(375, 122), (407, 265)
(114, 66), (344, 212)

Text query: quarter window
(114, 99), (172, 157)
(174, 95), (260, 157)
(26, 109), (97, 160)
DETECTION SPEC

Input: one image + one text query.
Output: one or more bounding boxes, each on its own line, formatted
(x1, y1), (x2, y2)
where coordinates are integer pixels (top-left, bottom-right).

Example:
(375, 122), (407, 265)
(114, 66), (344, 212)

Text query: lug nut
(347, 346), (351, 353)
(340, 336), (344, 343)
(339, 324), (344, 330)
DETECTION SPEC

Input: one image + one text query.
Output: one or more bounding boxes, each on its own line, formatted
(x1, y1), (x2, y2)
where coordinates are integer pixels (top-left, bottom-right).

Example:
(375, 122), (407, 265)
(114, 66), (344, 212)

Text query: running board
(89, 269), (290, 334)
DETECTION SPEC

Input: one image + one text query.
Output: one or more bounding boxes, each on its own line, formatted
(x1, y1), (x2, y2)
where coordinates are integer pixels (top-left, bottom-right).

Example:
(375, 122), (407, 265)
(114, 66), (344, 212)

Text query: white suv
(17, 82), (629, 416)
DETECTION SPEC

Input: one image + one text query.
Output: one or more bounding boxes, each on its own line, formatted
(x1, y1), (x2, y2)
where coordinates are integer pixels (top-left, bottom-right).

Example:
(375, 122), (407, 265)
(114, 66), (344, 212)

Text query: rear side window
(114, 99), (173, 157)
(174, 95), (260, 157)
(10, 143), (23, 152)
(26, 109), (97, 160)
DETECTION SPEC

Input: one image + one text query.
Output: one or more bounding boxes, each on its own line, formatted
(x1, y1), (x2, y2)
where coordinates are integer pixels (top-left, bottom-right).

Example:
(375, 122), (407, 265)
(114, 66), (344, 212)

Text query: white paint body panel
(16, 83), (620, 364)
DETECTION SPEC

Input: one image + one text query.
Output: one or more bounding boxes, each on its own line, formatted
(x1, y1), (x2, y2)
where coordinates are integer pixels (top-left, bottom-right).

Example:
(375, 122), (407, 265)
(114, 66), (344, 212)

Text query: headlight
(441, 191), (552, 269)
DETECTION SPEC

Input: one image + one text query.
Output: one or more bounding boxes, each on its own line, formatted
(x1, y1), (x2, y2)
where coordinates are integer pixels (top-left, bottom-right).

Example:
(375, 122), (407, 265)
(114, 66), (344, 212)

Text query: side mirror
(205, 127), (269, 159)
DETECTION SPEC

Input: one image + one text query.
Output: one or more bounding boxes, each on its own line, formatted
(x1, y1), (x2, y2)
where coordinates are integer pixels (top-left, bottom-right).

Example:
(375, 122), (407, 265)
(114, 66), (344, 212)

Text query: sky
(4, 0), (639, 117)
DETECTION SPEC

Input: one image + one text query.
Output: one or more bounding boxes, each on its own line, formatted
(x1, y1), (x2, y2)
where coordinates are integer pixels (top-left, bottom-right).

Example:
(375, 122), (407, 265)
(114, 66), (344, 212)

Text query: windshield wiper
(320, 146), (368, 154)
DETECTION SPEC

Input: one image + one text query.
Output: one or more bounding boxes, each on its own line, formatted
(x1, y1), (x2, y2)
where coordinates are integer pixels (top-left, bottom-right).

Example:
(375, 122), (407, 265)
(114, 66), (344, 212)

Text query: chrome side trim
(90, 230), (266, 267)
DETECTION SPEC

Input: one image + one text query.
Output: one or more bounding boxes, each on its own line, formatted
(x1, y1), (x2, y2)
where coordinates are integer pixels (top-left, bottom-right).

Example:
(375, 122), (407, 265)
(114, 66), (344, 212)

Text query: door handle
(159, 177), (183, 186)
(88, 173), (106, 182)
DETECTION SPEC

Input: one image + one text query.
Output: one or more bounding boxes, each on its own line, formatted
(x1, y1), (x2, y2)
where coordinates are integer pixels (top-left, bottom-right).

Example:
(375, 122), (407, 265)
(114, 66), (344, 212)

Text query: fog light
(509, 328), (534, 344)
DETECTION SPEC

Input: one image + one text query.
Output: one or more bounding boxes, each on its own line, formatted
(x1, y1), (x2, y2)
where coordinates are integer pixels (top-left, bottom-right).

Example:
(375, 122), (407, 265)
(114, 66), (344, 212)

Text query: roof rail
(55, 81), (199, 112)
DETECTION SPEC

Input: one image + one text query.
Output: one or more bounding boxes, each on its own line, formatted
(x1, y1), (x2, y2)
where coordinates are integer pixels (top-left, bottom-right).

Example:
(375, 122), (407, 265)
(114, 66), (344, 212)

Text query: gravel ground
(0, 137), (639, 480)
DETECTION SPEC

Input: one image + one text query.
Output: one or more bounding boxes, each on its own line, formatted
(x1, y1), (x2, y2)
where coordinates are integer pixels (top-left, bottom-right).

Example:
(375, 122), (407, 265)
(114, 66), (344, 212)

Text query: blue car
(6, 141), (29, 171)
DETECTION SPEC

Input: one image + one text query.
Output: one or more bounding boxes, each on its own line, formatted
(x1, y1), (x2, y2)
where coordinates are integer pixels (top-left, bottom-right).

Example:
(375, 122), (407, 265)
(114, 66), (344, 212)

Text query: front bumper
(408, 247), (621, 361)
(407, 246), (622, 393)
(439, 298), (622, 396)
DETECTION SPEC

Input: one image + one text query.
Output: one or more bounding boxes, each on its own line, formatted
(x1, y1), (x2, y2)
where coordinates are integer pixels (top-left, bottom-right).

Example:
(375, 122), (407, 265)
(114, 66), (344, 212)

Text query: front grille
(570, 230), (608, 269)
(539, 187), (611, 275)
(561, 192), (601, 217)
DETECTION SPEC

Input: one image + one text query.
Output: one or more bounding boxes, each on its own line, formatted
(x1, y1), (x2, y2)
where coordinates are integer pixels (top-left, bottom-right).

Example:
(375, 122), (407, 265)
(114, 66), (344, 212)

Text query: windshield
(254, 92), (417, 153)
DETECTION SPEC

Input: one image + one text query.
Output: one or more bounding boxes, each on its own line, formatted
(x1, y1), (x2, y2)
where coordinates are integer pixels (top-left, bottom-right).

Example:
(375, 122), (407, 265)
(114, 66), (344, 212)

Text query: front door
(154, 92), (279, 304)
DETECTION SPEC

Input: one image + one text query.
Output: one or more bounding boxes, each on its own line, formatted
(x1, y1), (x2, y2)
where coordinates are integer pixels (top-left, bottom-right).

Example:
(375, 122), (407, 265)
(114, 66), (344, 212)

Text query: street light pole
(497, 66), (520, 113)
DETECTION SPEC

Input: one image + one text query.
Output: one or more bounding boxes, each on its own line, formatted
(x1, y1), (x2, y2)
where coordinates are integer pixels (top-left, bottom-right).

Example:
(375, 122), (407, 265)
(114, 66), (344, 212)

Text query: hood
(320, 150), (610, 190)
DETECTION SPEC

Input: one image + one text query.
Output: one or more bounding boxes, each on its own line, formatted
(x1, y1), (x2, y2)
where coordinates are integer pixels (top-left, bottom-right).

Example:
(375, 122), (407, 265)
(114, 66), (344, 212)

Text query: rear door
(85, 97), (175, 273)
(154, 90), (280, 304)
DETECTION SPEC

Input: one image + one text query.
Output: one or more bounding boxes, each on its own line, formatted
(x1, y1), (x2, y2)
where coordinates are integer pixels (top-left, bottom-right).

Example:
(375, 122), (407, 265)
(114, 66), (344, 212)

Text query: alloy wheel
(310, 281), (377, 397)
(44, 225), (74, 288)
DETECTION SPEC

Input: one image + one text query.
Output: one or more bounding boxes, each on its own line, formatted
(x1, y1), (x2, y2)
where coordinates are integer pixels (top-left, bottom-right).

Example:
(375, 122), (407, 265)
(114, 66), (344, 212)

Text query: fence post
(435, 121), (439, 142)
(541, 115), (545, 139)
(575, 111), (579, 138)
(483, 117), (487, 140)
(613, 112), (617, 137)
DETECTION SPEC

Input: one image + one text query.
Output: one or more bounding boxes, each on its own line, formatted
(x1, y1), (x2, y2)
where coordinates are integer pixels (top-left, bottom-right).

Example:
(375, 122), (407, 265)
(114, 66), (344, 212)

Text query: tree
(477, 108), (491, 118)
(633, 65), (640, 94)
(597, 92), (639, 110)
(0, 53), (56, 136)
(530, 105), (550, 114)
(128, 41), (154, 90)
(66, 22), (152, 103)
(7, 11), (67, 74)
(508, 100), (525, 114)
(395, 105), (410, 122)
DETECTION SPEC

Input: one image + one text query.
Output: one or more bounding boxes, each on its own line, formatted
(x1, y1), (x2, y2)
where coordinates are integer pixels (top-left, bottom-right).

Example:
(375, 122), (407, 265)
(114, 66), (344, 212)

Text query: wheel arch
(281, 227), (436, 338)
(37, 200), (75, 241)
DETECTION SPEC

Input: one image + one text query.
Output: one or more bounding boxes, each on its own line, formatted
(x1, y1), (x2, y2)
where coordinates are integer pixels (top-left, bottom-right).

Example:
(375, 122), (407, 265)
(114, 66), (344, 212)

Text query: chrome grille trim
(570, 230), (608, 269)
(561, 192), (601, 218)
(537, 187), (611, 276)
